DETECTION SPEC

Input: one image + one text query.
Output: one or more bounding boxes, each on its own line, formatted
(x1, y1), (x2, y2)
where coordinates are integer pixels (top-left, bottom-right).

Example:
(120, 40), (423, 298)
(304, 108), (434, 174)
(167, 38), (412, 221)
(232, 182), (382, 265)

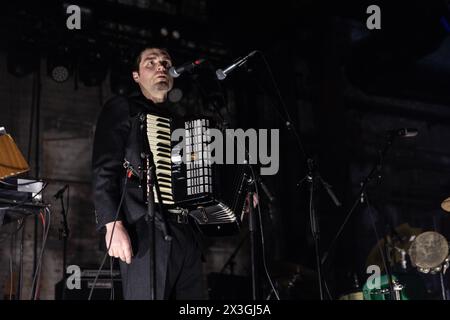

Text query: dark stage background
(1, 0), (450, 300)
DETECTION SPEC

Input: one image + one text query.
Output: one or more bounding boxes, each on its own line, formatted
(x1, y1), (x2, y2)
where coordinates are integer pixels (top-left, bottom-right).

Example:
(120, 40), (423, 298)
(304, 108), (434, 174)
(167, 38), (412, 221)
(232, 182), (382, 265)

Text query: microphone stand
(226, 50), (342, 300)
(212, 99), (277, 300)
(247, 188), (259, 300)
(244, 168), (277, 300)
(143, 153), (157, 300)
(55, 187), (69, 299)
(213, 51), (341, 300)
(439, 267), (448, 300)
(321, 132), (399, 300)
(140, 114), (172, 301)
(296, 158), (341, 300)
(220, 232), (250, 274)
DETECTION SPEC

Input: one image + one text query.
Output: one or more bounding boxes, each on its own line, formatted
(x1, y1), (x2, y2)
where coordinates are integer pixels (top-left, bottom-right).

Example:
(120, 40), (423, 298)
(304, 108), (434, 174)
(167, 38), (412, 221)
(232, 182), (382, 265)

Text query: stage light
(172, 30), (181, 39)
(160, 27), (169, 37)
(47, 46), (73, 83)
(187, 41), (196, 49)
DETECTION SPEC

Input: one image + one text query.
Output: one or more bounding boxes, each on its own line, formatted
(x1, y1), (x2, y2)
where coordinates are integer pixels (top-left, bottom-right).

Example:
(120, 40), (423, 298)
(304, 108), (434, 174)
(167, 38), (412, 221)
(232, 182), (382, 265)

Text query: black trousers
(119, 216), (204, 300)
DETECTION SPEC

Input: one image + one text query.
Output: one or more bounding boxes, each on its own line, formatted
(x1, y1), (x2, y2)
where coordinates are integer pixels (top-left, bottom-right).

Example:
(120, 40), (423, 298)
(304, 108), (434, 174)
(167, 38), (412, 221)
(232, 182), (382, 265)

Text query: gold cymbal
(441, 197), (450, 213)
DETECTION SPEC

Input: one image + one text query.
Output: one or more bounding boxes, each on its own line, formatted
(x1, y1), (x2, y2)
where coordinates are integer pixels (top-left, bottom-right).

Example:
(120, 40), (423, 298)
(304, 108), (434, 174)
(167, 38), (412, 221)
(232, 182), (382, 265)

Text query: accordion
(144, 113), (248, 236)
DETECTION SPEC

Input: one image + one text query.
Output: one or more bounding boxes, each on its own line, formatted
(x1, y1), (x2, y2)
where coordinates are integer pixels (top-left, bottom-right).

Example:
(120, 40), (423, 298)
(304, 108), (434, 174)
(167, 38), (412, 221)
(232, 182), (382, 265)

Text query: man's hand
(105, 221), (133, 264)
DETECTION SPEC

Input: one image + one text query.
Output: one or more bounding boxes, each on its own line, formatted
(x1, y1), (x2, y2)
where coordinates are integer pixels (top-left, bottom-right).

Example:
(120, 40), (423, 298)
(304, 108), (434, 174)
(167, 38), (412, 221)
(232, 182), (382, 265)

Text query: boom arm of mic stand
(317, 174), (342, 207)
(256, 177), (276, 203)
(321, 135), (396, 266)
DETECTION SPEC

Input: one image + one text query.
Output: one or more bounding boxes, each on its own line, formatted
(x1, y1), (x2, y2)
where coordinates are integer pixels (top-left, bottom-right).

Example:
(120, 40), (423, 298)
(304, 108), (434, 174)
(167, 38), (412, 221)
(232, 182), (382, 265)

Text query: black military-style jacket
(92, 91), (174, 231)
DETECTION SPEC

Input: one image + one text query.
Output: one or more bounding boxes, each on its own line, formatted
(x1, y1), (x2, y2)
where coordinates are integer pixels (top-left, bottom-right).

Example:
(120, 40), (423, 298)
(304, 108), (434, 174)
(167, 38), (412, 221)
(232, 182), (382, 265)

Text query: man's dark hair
(131, 45), (171, 73)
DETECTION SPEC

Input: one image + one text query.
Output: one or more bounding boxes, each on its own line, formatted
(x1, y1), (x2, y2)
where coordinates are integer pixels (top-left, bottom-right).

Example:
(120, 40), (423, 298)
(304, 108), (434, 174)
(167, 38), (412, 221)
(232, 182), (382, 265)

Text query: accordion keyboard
(146, 114), (175, 205)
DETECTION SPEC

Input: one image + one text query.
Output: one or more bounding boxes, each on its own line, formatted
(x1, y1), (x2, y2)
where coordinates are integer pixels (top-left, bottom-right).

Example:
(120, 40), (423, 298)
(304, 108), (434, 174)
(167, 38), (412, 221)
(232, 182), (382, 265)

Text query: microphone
(388, 128), (418, 138)
(256, 177), (276, 203)
(216, 50), (257, 80)
(168, 58), (206, 78)
(54, 185), (68, 199)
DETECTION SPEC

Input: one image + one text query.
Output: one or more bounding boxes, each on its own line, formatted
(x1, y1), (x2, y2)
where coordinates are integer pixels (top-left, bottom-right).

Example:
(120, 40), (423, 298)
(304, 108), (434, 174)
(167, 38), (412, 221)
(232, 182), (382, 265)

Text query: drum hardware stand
(383, 231), (399, 300)
(321, 132), (401, 300)
(440, 258), (449, 300)
(392, 246), (408, 270)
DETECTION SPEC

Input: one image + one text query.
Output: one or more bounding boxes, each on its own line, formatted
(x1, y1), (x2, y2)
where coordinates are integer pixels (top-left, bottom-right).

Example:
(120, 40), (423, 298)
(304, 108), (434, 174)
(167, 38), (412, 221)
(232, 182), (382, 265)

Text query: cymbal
(441, 197), (450, 212)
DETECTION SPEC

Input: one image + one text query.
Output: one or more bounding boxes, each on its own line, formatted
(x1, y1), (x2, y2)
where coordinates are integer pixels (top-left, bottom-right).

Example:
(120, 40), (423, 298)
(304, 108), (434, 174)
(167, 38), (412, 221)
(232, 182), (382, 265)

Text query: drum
(362, 274), (408, 300)
(339, 291), (364, 300)
(408, 231), (449, 274)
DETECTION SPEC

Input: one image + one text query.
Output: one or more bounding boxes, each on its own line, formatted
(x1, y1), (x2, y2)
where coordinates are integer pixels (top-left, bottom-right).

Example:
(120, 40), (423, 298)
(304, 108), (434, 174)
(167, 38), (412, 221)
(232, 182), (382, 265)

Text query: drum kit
(339, 229), (449, 300)
(269, 198), (450, 300)
(340, 196), (450, 300)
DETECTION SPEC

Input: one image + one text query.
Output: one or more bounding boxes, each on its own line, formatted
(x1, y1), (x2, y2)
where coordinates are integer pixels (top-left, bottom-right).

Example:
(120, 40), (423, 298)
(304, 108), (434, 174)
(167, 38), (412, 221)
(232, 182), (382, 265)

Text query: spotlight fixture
(160, 27), (169, 37)
(172, 30), (180, 39)
(47, 45), (73, 83)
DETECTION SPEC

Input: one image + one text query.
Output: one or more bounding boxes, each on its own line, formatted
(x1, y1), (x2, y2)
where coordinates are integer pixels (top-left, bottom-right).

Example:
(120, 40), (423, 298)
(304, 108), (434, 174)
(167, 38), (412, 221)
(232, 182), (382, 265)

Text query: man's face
(132, 48), (174, 100)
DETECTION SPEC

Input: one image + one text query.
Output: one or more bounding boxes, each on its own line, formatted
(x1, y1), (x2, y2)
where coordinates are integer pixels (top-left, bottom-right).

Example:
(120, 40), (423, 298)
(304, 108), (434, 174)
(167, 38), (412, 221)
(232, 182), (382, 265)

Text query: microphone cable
(88, 173), (128, 300)
(251, 50), (334, 300)
(249, 165), (280, 300)
(30, 207), (51, 300)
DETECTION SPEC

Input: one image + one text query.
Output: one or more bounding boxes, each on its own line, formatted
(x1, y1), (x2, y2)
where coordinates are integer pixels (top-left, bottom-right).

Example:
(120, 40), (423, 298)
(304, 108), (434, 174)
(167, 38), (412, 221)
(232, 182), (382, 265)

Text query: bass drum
(362, 273), (428, 300)
(339, 291), (364, 300)
(363, 274), (406, 300)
